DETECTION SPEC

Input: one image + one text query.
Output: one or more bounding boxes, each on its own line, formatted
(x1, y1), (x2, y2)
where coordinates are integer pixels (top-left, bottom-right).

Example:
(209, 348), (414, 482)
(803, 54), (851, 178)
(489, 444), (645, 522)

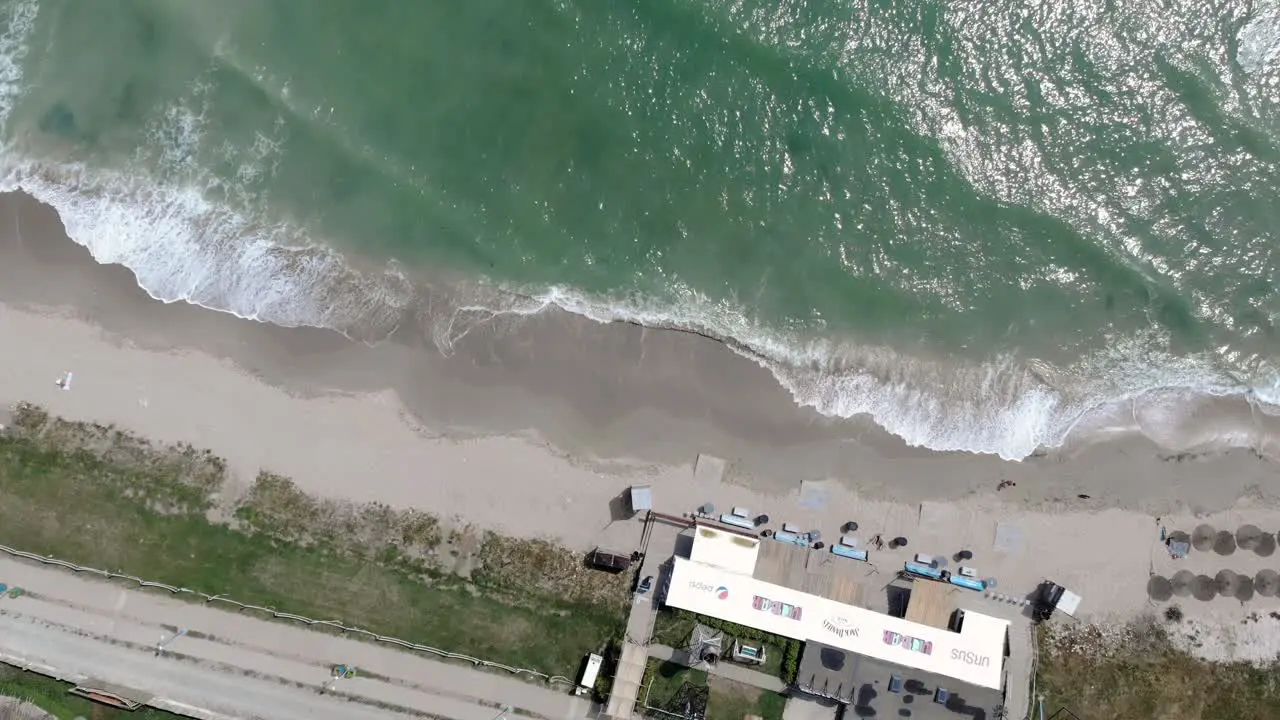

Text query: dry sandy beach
(3, 191), (1280, 663)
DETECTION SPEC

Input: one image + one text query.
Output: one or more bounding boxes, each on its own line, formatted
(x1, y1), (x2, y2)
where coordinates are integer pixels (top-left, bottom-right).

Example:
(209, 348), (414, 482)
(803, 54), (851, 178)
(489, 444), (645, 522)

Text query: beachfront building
(664, 525), (1009, 719)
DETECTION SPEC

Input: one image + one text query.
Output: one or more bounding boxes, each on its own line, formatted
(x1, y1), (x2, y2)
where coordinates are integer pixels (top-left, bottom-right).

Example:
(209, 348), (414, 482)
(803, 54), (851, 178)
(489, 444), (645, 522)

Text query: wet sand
(4, 191), (1280, 658)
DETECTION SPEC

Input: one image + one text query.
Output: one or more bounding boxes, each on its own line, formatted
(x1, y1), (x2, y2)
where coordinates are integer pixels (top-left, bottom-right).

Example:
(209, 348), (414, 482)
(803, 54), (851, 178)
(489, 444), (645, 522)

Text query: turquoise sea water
(2, 0), (1280, 458)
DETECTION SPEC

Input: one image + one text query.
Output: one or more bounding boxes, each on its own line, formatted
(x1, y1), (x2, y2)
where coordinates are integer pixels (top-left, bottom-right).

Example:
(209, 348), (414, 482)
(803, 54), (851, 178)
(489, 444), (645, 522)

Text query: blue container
(904, 561), (942, 580)
(949, 575), (987, 592)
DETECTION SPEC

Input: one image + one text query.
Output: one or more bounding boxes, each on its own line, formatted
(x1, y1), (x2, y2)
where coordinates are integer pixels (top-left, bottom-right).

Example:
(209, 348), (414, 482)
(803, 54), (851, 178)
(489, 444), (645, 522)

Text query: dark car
(638, 575), (654, 594)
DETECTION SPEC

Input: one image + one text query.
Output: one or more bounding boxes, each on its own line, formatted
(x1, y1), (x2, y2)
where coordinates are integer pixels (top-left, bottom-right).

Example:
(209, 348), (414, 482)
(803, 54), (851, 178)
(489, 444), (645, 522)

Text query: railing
(0, 542), (575, 688)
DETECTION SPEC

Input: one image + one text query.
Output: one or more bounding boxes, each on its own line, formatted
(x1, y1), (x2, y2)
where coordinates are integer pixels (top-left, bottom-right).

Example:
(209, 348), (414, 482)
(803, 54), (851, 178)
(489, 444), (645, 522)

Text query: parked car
(638, 575), (654, 594)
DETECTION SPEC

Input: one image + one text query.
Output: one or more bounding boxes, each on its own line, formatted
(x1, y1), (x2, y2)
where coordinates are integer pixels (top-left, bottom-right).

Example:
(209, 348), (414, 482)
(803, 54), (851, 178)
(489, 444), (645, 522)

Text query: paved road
(0, 556), (594, 720)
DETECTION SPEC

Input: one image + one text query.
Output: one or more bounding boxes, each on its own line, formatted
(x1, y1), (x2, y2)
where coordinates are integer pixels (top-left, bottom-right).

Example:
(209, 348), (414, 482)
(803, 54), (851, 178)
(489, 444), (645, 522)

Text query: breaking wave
(0, 0), (1277, 462)
(493, 287), (1276, 460)
(2, 137), (1273, 461)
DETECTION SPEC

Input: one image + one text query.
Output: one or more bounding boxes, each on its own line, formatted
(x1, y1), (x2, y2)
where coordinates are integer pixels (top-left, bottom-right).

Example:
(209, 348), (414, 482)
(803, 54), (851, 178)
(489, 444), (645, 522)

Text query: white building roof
(665, 556), (1008, 690)
(687, 525), (760, 576)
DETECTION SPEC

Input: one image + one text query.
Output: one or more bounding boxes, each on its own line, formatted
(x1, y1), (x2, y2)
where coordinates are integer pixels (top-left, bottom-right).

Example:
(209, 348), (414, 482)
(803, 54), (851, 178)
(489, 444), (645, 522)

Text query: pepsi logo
(715, 586), (729, 600)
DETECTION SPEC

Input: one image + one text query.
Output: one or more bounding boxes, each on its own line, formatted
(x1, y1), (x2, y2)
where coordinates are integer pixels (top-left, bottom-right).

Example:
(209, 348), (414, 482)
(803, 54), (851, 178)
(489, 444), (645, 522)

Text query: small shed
(629, 484), (653, 514)
(687, 624), (724, 665)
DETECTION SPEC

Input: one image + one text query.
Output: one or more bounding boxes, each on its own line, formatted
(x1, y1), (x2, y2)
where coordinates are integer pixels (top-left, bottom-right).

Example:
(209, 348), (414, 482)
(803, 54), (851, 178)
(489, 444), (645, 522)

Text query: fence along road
(0, 553), (595, 720)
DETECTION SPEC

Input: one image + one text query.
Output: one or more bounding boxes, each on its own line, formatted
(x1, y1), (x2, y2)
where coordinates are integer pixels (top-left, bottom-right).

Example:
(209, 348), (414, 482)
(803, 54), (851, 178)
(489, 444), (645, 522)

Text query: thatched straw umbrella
(1236, 525), (1265, 551)
(1191, 574), (1216, 601)
(1255, 532), (1277, 558)
(1214, 530), (1237, 556)
(1192, 524), (1216, 552)
(1170, 570), (1195, 597)
(1235, 576), (1255, 602)
(1146, 576), (1173, 602)
(1215, 569), (1242, 597)
(1255, 569), (1280, 597)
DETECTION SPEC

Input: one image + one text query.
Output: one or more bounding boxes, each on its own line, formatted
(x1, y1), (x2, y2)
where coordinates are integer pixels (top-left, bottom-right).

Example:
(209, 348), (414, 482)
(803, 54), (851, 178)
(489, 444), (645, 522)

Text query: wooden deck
(752, 540), (865, 607)
(903, 578), (957, 629)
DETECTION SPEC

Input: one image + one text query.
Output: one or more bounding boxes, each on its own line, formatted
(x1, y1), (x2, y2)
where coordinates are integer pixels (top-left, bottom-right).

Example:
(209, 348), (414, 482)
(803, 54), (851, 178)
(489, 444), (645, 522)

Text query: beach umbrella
(1192, 524), (1216, 552)
(892, 536), (909, 549)
(699, 503), (715, 516)
(1146, 576), (1173, 602)
(1254, 569), (1280, 597)
(1215, 570), (1242, 597)
(1214, 531), (1238, 556)
(1237, 525), (1265, 551)
(1191, 574), (1216, 601)
(1166, 530), (1190, 545)
(755, 514), (770, 526)
(1256, 532), (1277, 558)
(1236, 576), (1255, 602)
(1170, 570), (1195, 597)
(956, 550), (974, 561)
(843, 521), (859, 533)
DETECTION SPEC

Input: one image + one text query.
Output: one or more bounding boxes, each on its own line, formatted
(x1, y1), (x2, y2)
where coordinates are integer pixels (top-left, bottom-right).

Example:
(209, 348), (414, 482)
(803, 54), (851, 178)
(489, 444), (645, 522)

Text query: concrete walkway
(0, 556), (593, 720)
(606, 518), (684, 720)
(1004, 617), (1036, 720)
(647, 644), (786, 693)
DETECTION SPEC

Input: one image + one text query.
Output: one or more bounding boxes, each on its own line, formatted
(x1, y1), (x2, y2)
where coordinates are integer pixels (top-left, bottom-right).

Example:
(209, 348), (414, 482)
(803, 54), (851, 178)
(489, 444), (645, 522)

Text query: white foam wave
(0, 145), (1265, 462)
(0, 0), (1267, 462)
(0, 6), (413, 343)
(0, 155), (415, 342)
(485, 284), (1270, 461)
(0, 0), (36, 130)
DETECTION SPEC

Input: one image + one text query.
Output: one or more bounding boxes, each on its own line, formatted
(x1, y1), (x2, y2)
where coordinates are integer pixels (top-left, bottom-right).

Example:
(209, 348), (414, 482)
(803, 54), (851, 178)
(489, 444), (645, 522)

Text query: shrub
(781, 640), (801, 684)
(672, 609), (776, 644)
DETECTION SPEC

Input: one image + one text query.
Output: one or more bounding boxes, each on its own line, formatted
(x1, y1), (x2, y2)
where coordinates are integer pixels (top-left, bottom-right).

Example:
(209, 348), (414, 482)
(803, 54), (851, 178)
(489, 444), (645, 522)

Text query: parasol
(1236, 524), (1265, 551)
(1235, 576), (1255, 602)
(1191, 574), (1216, 601)
(1215, 569), (1242, 597)
(1255, 532), (1277, 558)
(1170, 570), (1195, 597)
(1192, 524), (1216, 552)
(1214, 530), (1237, 556)
(1146, 576), (1173, 602)
(1255, 569), (1280, 597)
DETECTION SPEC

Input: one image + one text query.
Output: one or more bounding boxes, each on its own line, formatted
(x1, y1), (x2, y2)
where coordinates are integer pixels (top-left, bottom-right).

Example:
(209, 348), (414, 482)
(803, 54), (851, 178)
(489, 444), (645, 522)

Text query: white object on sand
(55, 371), (73, 391)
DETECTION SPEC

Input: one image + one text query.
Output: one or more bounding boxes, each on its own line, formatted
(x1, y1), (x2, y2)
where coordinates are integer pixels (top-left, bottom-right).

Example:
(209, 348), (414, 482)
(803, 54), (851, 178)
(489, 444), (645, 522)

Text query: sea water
(1, 0), (1279, 460)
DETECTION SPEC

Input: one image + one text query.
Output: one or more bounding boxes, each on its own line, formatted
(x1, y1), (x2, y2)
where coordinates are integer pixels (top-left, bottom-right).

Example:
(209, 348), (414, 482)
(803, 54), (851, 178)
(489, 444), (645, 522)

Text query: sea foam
(0, 0), (1272, 463)
(0, 0), (413, 342)
(0, 138), (1269, 461)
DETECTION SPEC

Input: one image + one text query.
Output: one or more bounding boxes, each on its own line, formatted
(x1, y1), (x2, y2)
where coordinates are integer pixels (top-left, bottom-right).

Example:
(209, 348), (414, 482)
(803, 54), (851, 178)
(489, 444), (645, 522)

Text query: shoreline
(12, 147), (1278, 464)
(3, 190), (1280, 514)
(5, 190), (1280, 663)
